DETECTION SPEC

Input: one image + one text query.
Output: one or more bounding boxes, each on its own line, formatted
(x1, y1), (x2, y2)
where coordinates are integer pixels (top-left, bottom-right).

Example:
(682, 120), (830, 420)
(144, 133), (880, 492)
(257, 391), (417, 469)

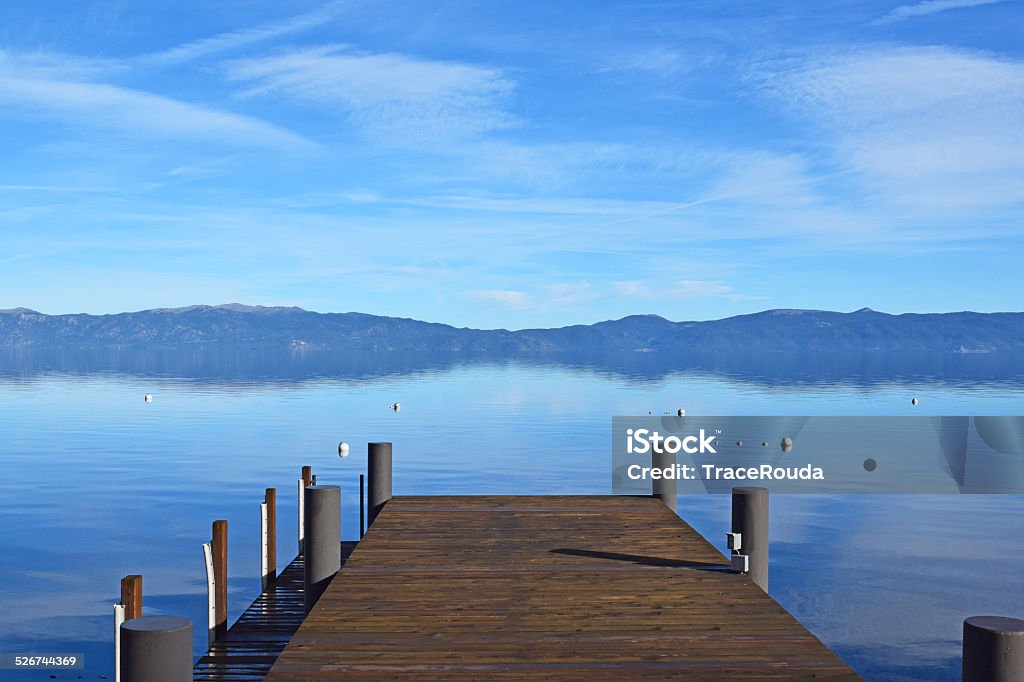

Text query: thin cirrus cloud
(873, 0), (1007, 25)
(613, 280), (763, 302)
(137, 0), (356, 66)
(472, 282), (595, 310)
(754, 45), (1024, 209)
(225, 45), (518, 143)
(0, 52), (313, 151)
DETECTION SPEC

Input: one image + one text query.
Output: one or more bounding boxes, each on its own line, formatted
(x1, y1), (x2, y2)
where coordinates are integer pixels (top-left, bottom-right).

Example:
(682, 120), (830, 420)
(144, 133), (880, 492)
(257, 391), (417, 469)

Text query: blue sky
(1, 0), (1022, 328)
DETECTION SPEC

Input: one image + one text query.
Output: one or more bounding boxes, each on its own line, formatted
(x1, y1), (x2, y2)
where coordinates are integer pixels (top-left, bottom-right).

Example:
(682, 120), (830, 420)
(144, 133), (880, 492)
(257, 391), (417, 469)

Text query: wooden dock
(263, 495), (859, 680)
(194, 542), (357, 681)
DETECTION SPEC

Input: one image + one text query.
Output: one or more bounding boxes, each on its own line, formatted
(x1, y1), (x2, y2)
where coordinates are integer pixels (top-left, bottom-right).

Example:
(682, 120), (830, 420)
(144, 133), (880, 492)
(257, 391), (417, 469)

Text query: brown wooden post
(120, 575), (142, 620)
(212, 519), (228, 640)
(302, 465), (312, 488)
(265, 488), (277, 584)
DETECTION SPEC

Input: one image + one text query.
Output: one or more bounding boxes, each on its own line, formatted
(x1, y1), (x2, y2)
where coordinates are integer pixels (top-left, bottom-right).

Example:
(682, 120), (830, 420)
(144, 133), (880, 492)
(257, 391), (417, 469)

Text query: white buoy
(911, 397), (918, 406)
(144, 394), (153, 403)
(781, 437), (793, 452)
(677, 408), (685, 417)
(338, 442), (349, 457)
(391, 402), (401, 412)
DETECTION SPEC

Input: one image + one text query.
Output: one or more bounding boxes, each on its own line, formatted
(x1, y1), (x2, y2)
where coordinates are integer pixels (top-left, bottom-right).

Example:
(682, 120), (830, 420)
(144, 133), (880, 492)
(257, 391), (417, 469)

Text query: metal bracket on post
(113, 603), (125, 682)
(260, 501), (269, 592)
(297, 478), (305, 554)
(731, 553), (750, 573)
(726, 532), (742, 551)
(202, 542), (216, 647)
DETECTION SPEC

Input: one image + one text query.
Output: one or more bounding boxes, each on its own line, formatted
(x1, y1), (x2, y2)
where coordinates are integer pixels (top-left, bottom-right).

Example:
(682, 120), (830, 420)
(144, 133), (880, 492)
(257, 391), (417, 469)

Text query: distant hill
(0, 304), (1021, 352)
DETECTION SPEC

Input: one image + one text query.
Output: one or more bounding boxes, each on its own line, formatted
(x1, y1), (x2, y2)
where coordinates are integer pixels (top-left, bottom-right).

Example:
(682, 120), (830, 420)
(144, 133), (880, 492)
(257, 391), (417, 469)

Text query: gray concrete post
(963, 616), (1024, 681)
(732, 486), (769, 591)
(120, 615), (192, 682)
(652, 448), (677, 513)
(304, 485), (341, 614)
(367, 442), (393, 527)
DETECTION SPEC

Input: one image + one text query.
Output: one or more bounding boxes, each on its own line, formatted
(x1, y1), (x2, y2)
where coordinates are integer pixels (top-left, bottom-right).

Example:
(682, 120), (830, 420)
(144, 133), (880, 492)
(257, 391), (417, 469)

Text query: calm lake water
(1, 349), (1023, 681)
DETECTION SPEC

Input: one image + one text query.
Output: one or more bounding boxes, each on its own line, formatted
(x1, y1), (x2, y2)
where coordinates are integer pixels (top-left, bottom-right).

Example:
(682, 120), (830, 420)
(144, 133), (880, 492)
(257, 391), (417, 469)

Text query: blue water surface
(0, 350), (1022, 681)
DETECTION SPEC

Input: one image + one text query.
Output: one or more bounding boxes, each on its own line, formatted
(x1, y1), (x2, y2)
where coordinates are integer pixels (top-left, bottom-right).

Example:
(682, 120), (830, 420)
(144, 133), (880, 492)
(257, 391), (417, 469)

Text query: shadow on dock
(193, 541), (357, 681)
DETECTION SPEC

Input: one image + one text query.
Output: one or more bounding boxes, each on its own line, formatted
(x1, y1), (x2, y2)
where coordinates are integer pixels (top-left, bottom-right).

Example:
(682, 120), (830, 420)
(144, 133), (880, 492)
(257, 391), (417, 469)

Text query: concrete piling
(368, 442), (393, 527)
(963, 615), (1024, 681)
(303, 485), (341, 614)
(731, 486), (769, 591)
(120, 615), (192, 682)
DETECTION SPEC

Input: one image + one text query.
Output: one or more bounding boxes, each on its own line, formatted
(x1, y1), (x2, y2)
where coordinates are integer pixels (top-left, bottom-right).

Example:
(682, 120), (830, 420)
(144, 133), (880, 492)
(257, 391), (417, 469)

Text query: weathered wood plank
(264, 496), (859, 681)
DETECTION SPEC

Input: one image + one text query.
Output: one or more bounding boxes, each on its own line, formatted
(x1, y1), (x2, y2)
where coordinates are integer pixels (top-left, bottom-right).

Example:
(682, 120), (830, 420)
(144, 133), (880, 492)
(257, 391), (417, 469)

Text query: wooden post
(302, 465), (312, 487)
(265, 488), (276, 585)
(212, 520), (228, 640)
(120, 575), (142, 620)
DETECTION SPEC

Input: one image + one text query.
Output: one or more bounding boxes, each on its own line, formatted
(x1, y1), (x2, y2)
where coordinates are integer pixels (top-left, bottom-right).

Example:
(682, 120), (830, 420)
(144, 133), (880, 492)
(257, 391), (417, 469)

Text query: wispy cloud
(0, 52), (313, 151)
(613, 279), (765, 302)
(754, 46), (1024, 209)
(598, 45), (691, 75)
(225, 45), (517, 143)
(471, 282), (595, 309)
(138, 1), (355, 66)
(873, 0), (1007, 25)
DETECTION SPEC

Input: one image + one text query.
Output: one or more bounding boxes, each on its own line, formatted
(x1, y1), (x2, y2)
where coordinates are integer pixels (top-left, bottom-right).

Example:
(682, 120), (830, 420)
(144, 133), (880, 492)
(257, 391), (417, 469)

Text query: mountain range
(1, 304), (1021, 353)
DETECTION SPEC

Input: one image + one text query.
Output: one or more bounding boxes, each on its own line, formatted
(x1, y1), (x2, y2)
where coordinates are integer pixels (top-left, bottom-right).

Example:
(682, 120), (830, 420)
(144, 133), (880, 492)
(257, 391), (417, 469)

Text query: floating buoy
(762, 441), (768, 447)
(911, 397), (918, 406)
(144, 394), (153, 403)
(736, 440), (743, 446)
(391, 402), (401, 412)
(677, 408), (685, 417)
(338, 442), (349, 457)
(781, 437), (793, 452)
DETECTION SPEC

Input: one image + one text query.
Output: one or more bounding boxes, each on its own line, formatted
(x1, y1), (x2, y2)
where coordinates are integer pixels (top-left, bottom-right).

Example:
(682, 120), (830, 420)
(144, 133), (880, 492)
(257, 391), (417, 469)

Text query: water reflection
(0, 349), (1022, 681)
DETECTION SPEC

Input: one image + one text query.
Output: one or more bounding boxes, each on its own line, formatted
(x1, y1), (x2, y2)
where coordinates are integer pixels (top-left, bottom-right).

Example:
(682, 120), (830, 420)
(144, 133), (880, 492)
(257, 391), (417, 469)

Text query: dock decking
(264, 495), (859, 680)
(194, 542), (357, 681)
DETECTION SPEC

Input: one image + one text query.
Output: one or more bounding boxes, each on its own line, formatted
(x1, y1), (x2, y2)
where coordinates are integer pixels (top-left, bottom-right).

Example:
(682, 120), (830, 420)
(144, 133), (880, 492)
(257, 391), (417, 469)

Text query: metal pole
(651, 447), (677, 513)
(367, 442), (393, 527)
(297, 477), (305, 555)
(731, 486), (769, 591)
(120, 615), (192, 682)
(359, 473), (365, 539)
(113, 604), (125, 682)
(304, 485), (341, 614)
(963, 616), (1024, 681)
(260, 501), (269, 592)
(299, 466), (313, 555)
(201, 543), (216, 647)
